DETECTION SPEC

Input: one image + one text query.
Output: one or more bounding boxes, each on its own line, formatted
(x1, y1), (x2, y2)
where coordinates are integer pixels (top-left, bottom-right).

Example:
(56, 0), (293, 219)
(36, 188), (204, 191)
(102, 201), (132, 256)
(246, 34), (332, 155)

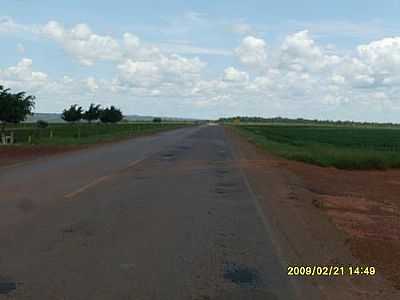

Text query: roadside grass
(233, 124), (400, 170)
(2, 122), (191, 146)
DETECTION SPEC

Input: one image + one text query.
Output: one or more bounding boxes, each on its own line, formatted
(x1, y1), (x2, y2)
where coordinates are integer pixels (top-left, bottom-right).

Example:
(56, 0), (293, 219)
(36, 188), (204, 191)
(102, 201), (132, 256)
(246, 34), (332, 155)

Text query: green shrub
(36, 120), (49, 128)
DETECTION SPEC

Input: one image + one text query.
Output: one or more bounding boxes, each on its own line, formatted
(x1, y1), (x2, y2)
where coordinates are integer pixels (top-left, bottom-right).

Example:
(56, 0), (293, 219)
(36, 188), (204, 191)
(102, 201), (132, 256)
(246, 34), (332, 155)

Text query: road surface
(0, 125), (317, 299)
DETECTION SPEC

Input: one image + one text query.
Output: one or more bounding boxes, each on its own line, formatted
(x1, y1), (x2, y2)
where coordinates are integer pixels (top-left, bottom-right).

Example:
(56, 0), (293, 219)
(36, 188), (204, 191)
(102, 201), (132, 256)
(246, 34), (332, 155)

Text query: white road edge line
(225, 128), (322, 300)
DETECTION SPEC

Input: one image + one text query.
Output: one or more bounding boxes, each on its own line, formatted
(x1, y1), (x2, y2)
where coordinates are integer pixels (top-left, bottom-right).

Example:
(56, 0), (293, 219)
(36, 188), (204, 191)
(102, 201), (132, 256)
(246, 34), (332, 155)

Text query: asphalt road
(0, 125), (312, 299)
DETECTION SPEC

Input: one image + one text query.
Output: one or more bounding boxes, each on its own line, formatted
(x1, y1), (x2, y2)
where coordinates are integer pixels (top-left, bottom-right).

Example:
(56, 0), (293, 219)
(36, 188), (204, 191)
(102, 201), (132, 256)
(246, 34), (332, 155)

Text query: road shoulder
(225, 126), (400, 300)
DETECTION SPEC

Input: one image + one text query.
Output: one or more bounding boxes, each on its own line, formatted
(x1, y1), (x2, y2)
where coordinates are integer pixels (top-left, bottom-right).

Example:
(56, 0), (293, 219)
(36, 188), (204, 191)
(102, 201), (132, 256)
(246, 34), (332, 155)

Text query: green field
(2, 122), (191, 146)
(235, 124), (400, 170)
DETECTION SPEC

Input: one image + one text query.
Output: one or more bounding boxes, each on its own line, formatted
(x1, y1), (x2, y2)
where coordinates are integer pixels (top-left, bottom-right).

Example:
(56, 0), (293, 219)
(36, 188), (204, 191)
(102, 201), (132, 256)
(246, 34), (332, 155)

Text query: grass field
(2, 122), (191, 146)
(235, 124), (400, 170)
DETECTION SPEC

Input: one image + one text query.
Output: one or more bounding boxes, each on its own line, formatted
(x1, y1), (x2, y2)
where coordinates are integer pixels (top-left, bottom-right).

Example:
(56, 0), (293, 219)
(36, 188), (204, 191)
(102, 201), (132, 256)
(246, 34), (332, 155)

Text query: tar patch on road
(176, 145), (192, 151)
(0, 281), (17, 294)
(61, 220), (95, 237)
(161, 153), (176, 161)
(215, 182), (241, 195)
(223, 262), (259, 288)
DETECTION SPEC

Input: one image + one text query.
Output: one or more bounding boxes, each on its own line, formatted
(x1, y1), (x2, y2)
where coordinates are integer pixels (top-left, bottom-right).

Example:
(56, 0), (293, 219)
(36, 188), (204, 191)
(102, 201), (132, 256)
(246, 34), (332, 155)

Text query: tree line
(61, 104), (123, 124)
(218, 116), (400, 127)
(0, 85), (125, 129)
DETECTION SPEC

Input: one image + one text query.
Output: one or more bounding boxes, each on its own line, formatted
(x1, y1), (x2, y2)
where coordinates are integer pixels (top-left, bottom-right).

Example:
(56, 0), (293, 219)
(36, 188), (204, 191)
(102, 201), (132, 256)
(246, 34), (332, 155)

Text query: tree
(62, 104), (83, 123)
(83, 103), (101, 123)
(99, 106), (123, 123)
(153, 117), (162, 123)
(0, 85), (35, 133)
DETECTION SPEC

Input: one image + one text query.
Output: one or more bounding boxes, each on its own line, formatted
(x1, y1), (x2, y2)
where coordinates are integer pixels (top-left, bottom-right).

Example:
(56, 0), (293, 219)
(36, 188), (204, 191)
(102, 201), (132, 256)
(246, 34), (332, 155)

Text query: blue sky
(1, 0), (400, 121)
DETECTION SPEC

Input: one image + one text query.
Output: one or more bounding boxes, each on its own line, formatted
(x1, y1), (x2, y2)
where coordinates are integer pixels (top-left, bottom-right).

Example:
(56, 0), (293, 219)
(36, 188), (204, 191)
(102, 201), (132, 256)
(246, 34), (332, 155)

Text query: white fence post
(1, 132), (14, 145)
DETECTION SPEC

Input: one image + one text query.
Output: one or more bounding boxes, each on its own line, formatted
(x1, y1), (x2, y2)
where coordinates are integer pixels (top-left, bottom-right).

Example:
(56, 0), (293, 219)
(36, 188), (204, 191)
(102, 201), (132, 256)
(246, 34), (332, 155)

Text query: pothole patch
(218, 182), (237, 188)
(61, 220), (95, 237)
(0, 281), (17, 295)
(17, 197), (35, 214)
(223, 263), (259, 288)
(215, 182), (241, 195)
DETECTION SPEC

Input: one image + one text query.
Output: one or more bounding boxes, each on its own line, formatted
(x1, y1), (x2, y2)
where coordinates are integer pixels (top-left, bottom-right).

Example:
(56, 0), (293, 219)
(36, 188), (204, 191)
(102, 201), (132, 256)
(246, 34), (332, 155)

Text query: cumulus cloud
(223, 67), (249, 82)
(0, 16), (26, 33)
(116, 54), (205, 96)
(122, 33), (163, 60)
(279, 30), (341, 73)
(38, 20), (208, 95)
(0, 58), (48, 90)
(235, 36), (267, 69)
(187, 31), (400, 119)
(123, 33), (141, 50)
(3, 17), (400, 120)
(42, 21), (121, 66)
(357, 37), (400, 84)
(86, 77), (99, 92)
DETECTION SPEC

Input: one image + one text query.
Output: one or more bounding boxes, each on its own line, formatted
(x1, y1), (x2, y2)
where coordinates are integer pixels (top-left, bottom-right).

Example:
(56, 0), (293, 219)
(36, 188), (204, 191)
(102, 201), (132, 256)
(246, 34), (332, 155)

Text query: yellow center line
(64, 175), (111, 199)
(127, 159), (142, 168)
(61, 157), (269, 200)
(64, 158), (145, 199)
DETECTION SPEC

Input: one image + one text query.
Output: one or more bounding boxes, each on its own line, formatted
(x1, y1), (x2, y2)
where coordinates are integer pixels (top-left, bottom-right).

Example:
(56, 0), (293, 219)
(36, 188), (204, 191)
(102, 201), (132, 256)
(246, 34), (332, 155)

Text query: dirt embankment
(286, 162), (400, 289)
(226, 127), (400, 299)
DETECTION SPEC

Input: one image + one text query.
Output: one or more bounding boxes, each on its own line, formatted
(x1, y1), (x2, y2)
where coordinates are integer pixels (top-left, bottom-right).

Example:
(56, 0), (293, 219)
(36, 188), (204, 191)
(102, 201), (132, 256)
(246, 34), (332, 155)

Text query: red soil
(0, 146), (77, 167)
(285, 162), (400, 289)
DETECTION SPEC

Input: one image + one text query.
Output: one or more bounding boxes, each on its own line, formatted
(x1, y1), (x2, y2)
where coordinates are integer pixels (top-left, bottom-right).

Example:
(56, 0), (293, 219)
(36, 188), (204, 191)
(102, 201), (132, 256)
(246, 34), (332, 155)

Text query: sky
(1, 0), (400, 121)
